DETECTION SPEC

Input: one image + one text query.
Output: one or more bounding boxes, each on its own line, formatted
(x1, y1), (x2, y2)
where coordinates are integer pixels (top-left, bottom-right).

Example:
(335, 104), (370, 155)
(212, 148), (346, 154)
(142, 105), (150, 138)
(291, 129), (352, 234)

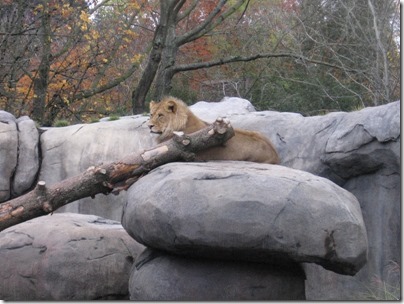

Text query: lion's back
(196, 128), (280, 164)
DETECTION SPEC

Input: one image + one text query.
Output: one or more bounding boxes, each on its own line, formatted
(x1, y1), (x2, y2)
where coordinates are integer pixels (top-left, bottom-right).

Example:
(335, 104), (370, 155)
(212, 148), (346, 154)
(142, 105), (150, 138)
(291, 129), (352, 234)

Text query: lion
(148, 96), (280, 164)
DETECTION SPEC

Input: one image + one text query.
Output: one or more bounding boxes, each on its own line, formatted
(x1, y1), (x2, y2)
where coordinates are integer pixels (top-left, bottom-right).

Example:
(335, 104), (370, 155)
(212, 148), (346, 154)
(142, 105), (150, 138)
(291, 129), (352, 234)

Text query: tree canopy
(0, 0), (400, 125)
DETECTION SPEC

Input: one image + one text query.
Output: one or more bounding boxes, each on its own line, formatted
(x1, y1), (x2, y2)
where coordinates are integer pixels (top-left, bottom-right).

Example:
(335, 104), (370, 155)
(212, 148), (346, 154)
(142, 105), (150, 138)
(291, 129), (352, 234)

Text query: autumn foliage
(0, 0), (400, 125)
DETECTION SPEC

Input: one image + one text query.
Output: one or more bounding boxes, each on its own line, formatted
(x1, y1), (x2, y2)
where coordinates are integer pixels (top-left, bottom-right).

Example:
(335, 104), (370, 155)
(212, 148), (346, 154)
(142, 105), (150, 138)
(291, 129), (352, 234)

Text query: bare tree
(0, 1), (36, 112)
(295, 0), (400, 107)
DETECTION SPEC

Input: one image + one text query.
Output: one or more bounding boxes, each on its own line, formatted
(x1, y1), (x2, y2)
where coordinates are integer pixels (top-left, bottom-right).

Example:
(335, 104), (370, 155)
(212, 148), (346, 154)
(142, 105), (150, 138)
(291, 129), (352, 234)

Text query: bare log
(0, 118), (235, 232)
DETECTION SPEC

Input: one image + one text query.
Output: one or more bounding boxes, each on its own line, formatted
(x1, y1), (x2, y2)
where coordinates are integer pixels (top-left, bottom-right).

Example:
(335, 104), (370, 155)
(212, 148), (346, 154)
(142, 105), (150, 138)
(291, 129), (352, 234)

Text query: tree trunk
(31, 6), (52, 124)
(131, 0), (179, 114)
(153, 20), (178, 100)
(0, 118), (234, 232)
(131, 23), (165, 114)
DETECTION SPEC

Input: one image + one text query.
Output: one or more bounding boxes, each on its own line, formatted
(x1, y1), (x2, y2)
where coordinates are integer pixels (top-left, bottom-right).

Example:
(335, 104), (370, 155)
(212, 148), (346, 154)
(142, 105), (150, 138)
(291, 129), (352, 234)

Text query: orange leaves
(8, 0), (145, 123)
(16, 75), (35, 102)
(182, 37), (214, 62)
(125, 0), (141, 12)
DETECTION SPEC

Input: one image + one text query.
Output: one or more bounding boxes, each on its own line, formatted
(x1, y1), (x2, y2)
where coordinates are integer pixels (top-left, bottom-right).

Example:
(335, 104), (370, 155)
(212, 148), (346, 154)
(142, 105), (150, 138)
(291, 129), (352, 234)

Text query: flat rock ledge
(0, 213), (145, 300)
(122, 161), (368, 276)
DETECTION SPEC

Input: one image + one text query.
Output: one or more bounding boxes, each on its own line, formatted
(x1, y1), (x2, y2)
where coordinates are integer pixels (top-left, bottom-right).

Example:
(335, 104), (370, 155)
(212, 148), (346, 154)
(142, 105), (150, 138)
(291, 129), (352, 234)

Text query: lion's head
(148, 96), (189, 142)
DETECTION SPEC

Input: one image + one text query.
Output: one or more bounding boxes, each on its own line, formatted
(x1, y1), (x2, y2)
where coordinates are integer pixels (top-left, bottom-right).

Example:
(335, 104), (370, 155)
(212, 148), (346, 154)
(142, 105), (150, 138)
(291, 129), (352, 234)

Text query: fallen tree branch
(0, 118), (235, 232)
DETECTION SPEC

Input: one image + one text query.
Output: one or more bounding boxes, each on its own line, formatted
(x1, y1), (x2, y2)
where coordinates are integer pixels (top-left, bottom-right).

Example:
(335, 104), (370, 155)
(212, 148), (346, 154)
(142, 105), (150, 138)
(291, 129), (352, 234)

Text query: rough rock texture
(12, 116), (40, 196)
(0, 213), (145, 300)
(129, 248), (306, 300)
(2, 98), (399, 300)
(122, 162), (368, 276)
(39, 116), (153, 220)
(191, 99), (400, 299)
(0, 113), (39, 201)
(0, 111), (18, 201)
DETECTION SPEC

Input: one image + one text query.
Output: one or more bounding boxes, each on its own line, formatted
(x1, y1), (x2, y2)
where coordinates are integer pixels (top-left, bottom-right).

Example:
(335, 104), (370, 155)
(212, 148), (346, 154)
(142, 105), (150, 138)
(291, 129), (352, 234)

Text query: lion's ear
(165, 100), (177, 113)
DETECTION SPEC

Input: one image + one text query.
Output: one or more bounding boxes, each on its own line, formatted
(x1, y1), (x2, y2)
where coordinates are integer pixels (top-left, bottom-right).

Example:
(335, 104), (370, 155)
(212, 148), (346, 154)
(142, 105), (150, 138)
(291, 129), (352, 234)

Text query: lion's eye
(157, 113), (163, 119)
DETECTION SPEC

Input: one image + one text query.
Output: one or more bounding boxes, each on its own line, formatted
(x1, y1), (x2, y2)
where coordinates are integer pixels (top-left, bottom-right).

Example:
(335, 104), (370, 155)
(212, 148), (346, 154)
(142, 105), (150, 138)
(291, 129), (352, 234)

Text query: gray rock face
(39, 117), (154, 220)
(0, 113), (40, 201)
(213, 101), (399, 184)
(192, 100), (400, 300)
(0, 213), (145, 300)
(0, 111), (18, 201)
(321, 102), (400, 180)
(1, 98), (398, 300)
(12, 116), (40, 196)
(129, 248), (306, 300)
(122, 161), (368, 276)
(190, 96), (256, 121)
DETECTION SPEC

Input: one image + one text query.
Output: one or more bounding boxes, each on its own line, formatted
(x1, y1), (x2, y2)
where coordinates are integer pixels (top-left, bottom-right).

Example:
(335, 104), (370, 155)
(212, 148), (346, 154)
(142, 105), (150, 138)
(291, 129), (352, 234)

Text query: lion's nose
(148, 123), (154, 130)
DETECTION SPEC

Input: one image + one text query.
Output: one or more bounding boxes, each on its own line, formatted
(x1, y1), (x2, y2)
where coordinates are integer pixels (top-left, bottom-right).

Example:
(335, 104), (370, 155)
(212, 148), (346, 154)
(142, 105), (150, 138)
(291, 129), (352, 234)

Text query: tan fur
(148, 96), (280, 164)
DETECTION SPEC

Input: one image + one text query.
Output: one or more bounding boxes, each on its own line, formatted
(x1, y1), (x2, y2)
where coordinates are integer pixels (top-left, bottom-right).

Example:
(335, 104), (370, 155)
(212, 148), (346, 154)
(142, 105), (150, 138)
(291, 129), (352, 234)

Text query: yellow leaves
(79, 10), (90, 23)
(63, 97), (70, 106)
(35, 4), (44, 11)
(124, 1), (141, 13)
(127, 1), (140, 11)
(131, 54), (143, 64)
(91, 30), (100, 40)
(79, 10), (90, 31)
(61, 3), (73, 18)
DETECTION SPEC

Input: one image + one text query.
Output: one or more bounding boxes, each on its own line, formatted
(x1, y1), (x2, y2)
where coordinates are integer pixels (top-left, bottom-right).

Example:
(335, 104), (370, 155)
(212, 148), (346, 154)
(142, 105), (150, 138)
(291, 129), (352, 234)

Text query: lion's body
(148, 96), (280, 164)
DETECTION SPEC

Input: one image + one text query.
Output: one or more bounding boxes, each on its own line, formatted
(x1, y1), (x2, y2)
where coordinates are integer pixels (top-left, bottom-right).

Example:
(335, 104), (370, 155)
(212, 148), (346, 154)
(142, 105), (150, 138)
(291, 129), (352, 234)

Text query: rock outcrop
(13, 116), (40, 196)
(0, 111), (18, 201)
(0, 213), (145, 300)
(122, 161), (368, 300)
(39, 116), (153, 220)
(0, 112), (39, 201)
(122, 162), (368, 276)
(191, 99), (401, 299)
(0, 98), (399, 300)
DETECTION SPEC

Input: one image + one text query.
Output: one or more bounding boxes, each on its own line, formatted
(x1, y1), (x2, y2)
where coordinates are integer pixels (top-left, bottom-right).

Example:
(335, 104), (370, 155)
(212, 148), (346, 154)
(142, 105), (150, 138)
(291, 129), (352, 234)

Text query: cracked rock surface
(122, 161), (368, 276)
(0, 213), (145, 300)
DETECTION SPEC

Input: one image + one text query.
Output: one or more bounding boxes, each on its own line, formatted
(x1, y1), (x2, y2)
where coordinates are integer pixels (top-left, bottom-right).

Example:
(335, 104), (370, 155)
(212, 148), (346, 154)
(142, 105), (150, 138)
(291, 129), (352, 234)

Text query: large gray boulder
(39, 117), (153, 220)
(122, 161), (368, 276)
(0, 111), (18, 201)
(129, 248), (306, 300)
(12, 116), (40, 196)
(192, 99), (400, 299)
(0, 113), (40, 201)
(0, 213), (145, 300)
